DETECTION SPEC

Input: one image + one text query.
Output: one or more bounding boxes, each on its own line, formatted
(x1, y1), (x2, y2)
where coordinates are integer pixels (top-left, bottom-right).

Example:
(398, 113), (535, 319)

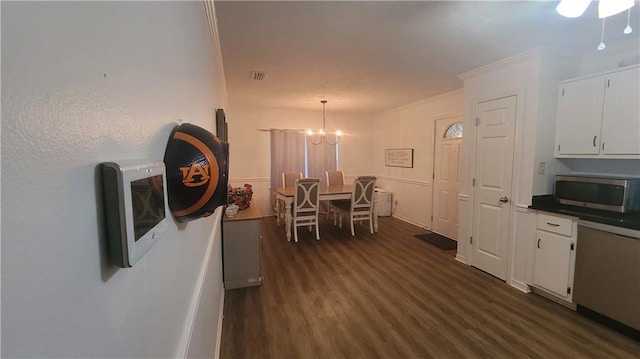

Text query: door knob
(499, 196), (509, 203)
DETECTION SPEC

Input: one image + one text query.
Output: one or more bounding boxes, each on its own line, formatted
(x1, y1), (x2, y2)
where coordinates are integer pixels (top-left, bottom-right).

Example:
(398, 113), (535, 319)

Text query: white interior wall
(532, 52), (580, 196)
(457, 41), (640, 290)
(227, 88), (464, 230)
(459, 51), (550, 206)
(2, 2), (226, 357)
(372, 90), (464, 228)
(226, 108), (374, 216)
(227, 91), (464, 229)
(458, 49), (580, 290)
(457, 53), (539, 282)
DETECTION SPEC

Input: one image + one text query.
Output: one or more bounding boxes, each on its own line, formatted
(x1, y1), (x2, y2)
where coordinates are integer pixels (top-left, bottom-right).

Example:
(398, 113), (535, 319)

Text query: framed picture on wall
(215, 108), (228, 142)
(385, 148), (413, 168)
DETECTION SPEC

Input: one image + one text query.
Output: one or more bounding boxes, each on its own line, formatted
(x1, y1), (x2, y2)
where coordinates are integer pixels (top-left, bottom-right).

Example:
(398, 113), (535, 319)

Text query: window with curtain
(269, 129), (338, 209)
(270, 130), (305, 209)
(305, 135), (337, 186)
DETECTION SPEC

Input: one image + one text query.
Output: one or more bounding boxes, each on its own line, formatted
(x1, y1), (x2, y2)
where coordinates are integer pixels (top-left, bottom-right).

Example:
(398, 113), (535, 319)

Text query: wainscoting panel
(375, 176), (432, 229)
(456, 194), (469, 264)
(182, 208), (225, 359)
(510, 205), (536, 293)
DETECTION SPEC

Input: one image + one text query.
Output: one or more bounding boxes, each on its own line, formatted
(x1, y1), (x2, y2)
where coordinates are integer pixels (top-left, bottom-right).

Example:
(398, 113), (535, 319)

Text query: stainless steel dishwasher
(573, 221), (640, 334)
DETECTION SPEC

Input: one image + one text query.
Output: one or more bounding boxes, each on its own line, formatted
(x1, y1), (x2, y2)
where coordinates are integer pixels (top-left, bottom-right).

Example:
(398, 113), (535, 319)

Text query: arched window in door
(444, 123), (463, 139)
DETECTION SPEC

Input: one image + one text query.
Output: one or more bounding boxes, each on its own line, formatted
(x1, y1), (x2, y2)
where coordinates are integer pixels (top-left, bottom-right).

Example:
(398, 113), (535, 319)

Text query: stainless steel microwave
(554, 175), (640, 213)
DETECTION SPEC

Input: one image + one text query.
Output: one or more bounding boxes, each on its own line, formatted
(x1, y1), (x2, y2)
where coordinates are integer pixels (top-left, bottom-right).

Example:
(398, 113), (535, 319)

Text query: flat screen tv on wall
(216, 108), (228, 142)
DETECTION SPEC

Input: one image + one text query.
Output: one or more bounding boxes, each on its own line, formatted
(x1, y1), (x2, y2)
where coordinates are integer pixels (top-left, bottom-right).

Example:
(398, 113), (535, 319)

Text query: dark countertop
(530, 195), (640, 230)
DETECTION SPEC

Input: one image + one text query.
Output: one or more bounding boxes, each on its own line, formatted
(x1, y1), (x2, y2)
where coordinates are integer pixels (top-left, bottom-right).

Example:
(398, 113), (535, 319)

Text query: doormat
(414, 233), (457, 251)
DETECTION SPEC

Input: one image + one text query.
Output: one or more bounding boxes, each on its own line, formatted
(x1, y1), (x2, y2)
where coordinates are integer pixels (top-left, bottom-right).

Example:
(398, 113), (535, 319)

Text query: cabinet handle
(593, 136), (597, 147)
(537, 238), (541, 249)
(546, 222), (560, 227)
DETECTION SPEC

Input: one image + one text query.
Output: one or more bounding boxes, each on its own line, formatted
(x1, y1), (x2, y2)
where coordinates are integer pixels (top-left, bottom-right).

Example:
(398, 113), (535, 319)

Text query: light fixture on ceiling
(556, 0), (592, 18)
(306, 100), (342, 146)
(556, 0), (635, 51)
(556, 0), (635, 18)
(624, 8), (633, 34)
(598, 0), (635, 18)
(598, 17), (607, 50)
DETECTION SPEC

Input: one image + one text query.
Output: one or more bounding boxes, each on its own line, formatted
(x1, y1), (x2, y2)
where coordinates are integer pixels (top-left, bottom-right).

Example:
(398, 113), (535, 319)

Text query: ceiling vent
(250, 71), (268, 81)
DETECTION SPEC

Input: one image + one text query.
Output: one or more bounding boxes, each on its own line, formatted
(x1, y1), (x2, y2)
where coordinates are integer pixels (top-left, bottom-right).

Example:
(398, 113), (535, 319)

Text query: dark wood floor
(220, 216), (640, 358)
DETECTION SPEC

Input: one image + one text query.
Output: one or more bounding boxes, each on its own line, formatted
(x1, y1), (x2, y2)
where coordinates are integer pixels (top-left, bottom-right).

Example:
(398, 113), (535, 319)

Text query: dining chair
(325, 170), (348, 223)
(283, 172), (303, 188)
(292, 178), (320, 242)
(335, 176), (377, 236)
(276, 171), (303, 225)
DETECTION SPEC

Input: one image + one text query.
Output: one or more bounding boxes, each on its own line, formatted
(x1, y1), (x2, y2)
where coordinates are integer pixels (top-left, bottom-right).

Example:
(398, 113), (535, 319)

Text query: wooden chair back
(352, 176), (376, 213)
(282, 172), (303, 188)
(294, 178), (320, 215)
(292, 178), (321, 242)
(325, 170), (345, 186)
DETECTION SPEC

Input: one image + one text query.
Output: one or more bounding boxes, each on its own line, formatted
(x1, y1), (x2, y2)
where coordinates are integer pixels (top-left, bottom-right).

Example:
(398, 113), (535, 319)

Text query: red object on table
(228, 183), (253, 209)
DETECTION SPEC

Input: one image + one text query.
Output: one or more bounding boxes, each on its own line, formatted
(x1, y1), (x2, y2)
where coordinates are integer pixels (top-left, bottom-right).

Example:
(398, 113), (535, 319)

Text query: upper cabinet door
(601, 67), (640, 155)
(556, 76), (605, 155)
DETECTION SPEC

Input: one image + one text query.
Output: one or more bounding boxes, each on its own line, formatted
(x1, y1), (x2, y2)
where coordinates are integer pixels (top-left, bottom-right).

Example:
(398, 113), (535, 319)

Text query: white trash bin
(375, 188), (392, 217)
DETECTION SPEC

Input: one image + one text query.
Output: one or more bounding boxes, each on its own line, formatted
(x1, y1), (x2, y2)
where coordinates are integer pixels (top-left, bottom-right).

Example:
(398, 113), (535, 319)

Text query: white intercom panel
(101, 161), (169, 268)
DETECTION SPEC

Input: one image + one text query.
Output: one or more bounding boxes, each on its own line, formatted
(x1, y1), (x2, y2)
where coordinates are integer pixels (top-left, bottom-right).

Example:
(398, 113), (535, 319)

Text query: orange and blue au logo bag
(163, 123), (229, 222)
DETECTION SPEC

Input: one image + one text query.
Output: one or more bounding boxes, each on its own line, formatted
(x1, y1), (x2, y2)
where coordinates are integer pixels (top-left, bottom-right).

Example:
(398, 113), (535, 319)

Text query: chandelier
(556, 0), (634, 51)
(306, 100), (342, 145)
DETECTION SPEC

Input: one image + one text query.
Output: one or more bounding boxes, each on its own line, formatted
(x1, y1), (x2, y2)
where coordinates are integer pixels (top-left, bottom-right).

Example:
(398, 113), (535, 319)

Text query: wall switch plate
(537, 162), (546, 174)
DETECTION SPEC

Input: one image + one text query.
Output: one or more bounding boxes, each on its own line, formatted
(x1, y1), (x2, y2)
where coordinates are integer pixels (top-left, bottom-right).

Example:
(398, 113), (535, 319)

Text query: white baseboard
(509, 278), (531, 294)
(531, 287), (576, 310)
(392, 214), (428, 229)
(454, 254), (468, 264)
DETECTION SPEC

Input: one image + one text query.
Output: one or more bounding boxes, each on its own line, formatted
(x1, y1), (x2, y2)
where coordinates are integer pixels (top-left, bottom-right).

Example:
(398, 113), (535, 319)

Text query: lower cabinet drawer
(537, 213), (573, 236)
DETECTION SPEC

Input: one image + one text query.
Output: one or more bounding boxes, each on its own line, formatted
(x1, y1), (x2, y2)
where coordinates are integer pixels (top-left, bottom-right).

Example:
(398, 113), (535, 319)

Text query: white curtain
(306, 136), (338, 186)
(306, 135), (338, 214)
(269, 130), (338, 212)
(270, 129), (305, 209)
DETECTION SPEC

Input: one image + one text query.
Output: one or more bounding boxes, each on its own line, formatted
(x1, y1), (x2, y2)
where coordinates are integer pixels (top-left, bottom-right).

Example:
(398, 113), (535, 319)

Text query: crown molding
(204, 0), (229, 109)
(458, 47), (548, 81)
(378, 88), (464, 116)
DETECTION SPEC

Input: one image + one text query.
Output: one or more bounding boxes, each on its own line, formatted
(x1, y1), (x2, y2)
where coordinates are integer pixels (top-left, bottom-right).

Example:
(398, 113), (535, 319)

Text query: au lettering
(180, 164), (210, 187)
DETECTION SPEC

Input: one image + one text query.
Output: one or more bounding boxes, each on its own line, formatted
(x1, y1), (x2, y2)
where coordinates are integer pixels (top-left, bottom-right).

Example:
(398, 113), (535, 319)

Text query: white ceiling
(215, 1), (639, 113)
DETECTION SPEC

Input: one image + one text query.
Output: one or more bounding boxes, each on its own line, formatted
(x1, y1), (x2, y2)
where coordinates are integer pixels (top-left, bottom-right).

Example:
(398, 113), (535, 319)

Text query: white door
(470, 96), (517, 280)
(432, 117), (463, 240)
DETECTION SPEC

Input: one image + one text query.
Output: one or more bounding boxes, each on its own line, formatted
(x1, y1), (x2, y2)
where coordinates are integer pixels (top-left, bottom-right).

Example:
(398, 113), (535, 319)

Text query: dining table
(274, 184), (378, 241)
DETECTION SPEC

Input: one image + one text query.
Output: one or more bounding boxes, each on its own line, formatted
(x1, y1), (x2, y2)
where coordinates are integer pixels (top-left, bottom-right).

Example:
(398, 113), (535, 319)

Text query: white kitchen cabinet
(555, 65), (640, 158)
(532, 212), (577, 303)
(601, 68), (640, 155)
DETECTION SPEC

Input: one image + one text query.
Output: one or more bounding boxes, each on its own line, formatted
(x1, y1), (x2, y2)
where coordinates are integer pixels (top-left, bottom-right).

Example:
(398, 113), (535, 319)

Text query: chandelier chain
(307, 100), (340, 146)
